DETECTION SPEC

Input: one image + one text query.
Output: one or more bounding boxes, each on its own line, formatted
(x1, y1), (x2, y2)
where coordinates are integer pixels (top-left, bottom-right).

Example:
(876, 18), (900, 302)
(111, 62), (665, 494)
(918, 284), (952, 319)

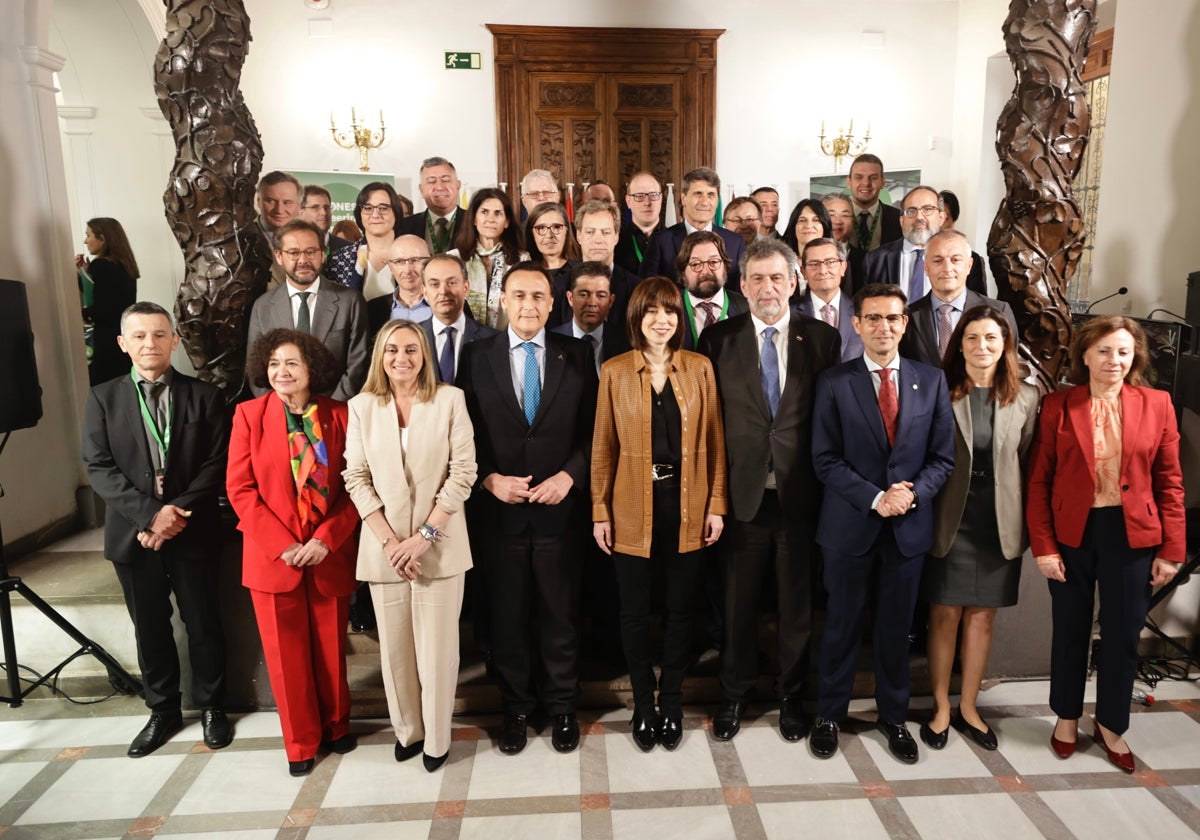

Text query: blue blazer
(811, 356), (955, 557)
(642, 223), (746, 294)
(795, 291), (864, 362)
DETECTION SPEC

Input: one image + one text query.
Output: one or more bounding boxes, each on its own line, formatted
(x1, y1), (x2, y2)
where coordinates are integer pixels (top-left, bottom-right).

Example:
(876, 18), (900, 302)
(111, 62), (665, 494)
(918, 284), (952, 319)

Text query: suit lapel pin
(557, 353), (564, 360)
(795, 335), (803, 342)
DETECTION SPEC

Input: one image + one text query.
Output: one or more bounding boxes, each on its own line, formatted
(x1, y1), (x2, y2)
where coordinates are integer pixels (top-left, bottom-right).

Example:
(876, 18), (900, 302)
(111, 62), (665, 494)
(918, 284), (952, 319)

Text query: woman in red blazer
(1027, 316), (1185, 773)
(227, 329), (361, 777)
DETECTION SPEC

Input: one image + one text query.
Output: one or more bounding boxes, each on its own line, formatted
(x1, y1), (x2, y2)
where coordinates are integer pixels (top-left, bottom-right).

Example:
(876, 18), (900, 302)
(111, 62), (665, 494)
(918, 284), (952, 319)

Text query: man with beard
(614, 171), (664, 276)
(862, 185), (945, 302)
(752, 187), (782, 239)
(245, 219), (369, 401)
(697, 237), (841, 743)
(723, 197), (763, 248)
(399, 157), (465, 254)
(367, 235), (433, 337)
(676, 231), (748, 351)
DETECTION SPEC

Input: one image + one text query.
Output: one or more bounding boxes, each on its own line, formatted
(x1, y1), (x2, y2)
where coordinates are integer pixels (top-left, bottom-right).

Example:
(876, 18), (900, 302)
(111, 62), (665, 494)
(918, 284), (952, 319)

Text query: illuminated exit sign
(444, 52), (481, 70)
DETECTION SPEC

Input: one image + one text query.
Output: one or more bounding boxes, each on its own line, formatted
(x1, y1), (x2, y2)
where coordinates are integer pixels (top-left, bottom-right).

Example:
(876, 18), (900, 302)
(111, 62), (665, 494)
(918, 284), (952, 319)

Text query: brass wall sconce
(330, 108), (386, 172)
(818, 119), (871, 173)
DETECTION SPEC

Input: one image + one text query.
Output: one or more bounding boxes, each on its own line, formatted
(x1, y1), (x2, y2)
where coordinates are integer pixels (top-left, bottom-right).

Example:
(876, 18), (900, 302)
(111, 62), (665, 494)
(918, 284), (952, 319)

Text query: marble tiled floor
(2, 679), (1199, 839)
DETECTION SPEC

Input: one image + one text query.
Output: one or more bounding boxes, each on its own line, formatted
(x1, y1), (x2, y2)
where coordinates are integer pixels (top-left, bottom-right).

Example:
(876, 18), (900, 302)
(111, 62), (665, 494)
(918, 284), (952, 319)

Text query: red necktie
(698, 301), (718, 332)
(875, 368), (898, 447)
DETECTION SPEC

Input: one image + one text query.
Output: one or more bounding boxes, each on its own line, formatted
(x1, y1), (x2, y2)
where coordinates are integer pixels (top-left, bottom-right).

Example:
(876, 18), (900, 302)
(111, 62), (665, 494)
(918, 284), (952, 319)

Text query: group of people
(80, 152), (1186, 779)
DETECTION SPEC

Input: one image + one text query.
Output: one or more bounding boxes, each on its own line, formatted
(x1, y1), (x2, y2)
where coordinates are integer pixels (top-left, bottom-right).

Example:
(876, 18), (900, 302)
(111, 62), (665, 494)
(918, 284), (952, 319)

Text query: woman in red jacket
(1027, 316), (1185, 773)
(227, 329), (361, 777)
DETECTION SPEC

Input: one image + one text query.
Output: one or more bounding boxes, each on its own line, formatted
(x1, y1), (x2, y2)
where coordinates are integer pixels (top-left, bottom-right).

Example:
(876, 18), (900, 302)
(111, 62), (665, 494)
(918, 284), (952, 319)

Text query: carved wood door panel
(489, 25), (721, 211)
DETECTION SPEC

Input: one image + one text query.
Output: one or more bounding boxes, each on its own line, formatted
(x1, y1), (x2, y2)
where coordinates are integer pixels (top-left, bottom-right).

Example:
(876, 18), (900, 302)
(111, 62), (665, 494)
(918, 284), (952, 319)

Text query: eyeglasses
(901, 205), (941, 218)
(387, 257), (431, 269)
(523, 190), (557, 200)
(532, 223), (566, 236)
(859, 313), (907, 326)
(278, 248), (322, 260)
(628, 192), (663, 203)
(724, 216), (760, 225)
(686, 258), (725, 273)
(359, 203), (394, 216)
(803, 258), (844, 270)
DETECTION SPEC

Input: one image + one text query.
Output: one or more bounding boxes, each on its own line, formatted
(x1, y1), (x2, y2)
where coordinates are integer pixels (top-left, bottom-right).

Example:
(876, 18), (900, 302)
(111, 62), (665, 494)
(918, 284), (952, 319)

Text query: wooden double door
(489, 25), (723, 209)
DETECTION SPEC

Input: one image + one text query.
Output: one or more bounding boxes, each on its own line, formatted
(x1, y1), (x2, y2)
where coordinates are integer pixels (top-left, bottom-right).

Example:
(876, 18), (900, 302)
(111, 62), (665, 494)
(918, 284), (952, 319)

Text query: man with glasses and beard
(675, 231), (748, 352)
(861, 185), (945, 302)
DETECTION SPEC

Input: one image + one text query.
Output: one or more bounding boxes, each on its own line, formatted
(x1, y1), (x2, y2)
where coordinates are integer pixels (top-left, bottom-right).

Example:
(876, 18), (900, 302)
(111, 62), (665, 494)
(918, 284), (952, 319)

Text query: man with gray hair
(698, 237), (841, 743)
(399, 157), (465, 253)
(644, 166), (746, 292)
(82, 301), (232, 758)
(796, 238), (864, 361)
(861, 185), (945, 301)
(520, 169), (560, 216)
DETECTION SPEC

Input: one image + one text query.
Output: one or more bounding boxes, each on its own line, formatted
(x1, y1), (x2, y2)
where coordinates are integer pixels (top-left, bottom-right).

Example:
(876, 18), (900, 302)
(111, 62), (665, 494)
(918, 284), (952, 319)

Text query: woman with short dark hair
(328, 181), (405, 297)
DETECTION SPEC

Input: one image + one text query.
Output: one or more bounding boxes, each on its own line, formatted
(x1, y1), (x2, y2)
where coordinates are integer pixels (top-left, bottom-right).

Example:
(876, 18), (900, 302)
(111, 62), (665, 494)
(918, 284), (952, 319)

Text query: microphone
(1084, 286), (1128, 313)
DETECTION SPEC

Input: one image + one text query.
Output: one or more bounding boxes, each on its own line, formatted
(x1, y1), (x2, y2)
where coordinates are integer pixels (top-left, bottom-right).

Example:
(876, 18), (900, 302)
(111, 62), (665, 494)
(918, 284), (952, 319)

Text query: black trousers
(720, 490), (814, 701)
(1049, 506), (1153, 735)
(484, 529), (582, 716)
(112, 544), (227, 713)
(817, 526), (923, 725)
(613, 480), (704, 717)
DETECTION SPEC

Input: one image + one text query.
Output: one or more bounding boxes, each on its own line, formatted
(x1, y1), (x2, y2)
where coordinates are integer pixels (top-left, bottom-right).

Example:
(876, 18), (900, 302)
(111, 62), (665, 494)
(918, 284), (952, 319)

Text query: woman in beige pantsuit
(343, 319), (477, 772)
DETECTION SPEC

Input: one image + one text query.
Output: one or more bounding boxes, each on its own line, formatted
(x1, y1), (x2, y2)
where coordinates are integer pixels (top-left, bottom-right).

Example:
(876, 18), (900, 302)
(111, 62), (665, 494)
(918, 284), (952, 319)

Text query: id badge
(155, 468), (165, 497)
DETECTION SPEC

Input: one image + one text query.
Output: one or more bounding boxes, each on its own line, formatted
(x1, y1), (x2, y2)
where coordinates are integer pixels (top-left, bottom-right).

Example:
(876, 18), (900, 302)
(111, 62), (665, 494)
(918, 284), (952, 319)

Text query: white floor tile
(610, 804), (734, 840)
(39, 527), (105, 551)
(858, 725), (992, 780)
(996, 715), (1130, 776)
(172, 749), (305, 814)
(15, 754), (183, 824)
(467, 735), (581, 800)
(606, 729), (721, 793)
(900, 792), (1044, 839)
(0, 760), (46, 804)
(165, 832), (279, 840)
(1176, 785), (1200, 812)
(1110, 711), (1200, 770)
(734, 725), (858, 786)
(1041, 787), (1199, 840)
(0, 715), (149, 749)
(308, 823), (433, 840)
(758, 800), (891, 840)
(459, 811), (581, 840)
(321, 744), (444, 807)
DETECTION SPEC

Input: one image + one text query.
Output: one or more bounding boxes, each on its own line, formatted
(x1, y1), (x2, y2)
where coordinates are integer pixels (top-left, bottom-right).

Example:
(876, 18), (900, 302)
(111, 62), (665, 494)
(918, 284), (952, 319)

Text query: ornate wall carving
(572, 121), (597, 183)
(539, 83), (595, 108)
(987, 0), (1097, 392)
(539, 120), (565, 176)
(617, 84), (674, 109)
(154, 0), (268, 396)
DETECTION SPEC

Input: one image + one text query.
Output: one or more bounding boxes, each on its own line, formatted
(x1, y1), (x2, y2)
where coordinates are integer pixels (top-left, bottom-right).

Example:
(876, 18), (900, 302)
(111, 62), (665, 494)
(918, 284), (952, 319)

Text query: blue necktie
(761, 326), (780, 418)
(908, 248), (925, 301)
(521, 341), (540, 425)
(439, 325), (456, 383)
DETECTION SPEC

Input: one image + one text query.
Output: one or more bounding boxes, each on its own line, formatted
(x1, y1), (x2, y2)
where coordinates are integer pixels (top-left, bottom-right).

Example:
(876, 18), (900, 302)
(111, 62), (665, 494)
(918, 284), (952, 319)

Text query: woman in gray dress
(920, 306), (1040, 752)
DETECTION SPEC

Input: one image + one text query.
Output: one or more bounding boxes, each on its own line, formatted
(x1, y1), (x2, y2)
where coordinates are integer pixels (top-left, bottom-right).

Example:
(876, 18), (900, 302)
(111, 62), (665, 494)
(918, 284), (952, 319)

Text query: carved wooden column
(987, 0), (1097, 392)
(154, 0), (269, 396)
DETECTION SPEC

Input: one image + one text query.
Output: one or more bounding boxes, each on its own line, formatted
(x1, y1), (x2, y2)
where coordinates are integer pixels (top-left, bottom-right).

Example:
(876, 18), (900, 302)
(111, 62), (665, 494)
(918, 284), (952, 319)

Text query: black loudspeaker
(0, 279), (44, 433)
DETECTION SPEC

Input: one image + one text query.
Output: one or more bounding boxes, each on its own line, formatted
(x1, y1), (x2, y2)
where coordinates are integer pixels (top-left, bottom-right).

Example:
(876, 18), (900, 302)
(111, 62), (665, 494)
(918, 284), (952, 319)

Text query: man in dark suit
(795, 238), (864, 362)
(367, 235), (433, 339)
(420, 253), (498, 383)
(698, 238), (841, 743)
(752, 187), (782, 239)
(677, 231), (749, 351)
(550, 262), (631, 374)
(847, 154), (902, 252)
(560, 200), (641, 330)
(809, 283), (955, 765)
(246, 219), (369, 400)
(397, 157), (465, 254)
(82, 302), (231, 758)
(938, 189), (988, 295)
(900, 230), (1017, 367)
(861, 185), (945, 303)
(299, 185), (353, 257)
(614, 171), (664, 276)
(643, 167), (746, 292)
(458, 262), (597, 757)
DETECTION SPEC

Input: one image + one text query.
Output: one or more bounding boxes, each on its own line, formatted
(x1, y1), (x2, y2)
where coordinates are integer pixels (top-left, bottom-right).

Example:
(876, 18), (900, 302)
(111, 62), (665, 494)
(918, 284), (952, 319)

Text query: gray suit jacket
(246, 279), (370, 401)
(795, 292), (864, 362)
(901, 290), (1017, 367)
(931, 383), (1040, 560)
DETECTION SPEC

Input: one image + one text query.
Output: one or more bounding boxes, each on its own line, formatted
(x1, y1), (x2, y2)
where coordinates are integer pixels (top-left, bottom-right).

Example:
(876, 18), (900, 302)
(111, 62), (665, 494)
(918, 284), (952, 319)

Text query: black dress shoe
(631, 707), (658, 752)
(423, 751), (449, 772)
(552, 713), (580, 753)
(778, 697), (808, 742)
(950, 709), (997, 750)
(499, 713), (528, 755)
(128, 712), (183, 758)
(712, 700), (745, 741)
(877, 721), (919, 764)
(919, 722), (949, 750)
(395, 739), (424, 762)
(658, 714), (683, 751)
(201, 709), (233, 750)
(289, 758), (315, 776)
(809, 716), (839, 759)
(323, 733), (357, 754)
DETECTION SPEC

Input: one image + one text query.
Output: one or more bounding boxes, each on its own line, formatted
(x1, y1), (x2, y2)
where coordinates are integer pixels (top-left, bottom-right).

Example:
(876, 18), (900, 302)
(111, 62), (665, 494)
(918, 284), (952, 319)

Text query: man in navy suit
(419, 253), (498, 383)
(861, 185), (944, 303)
(795, 238), (864, 362)
(458, 262), (597, 757)
(397, 157), (465, 254)
(549, 262), (631, 374)
(643, 167), (746, 292)
(809, 283), (955, 765)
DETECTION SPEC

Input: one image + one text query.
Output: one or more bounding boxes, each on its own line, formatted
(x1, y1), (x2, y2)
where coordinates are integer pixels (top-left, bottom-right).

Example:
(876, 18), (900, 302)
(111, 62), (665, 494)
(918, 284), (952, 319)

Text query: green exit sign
(444, 52), (481, 70)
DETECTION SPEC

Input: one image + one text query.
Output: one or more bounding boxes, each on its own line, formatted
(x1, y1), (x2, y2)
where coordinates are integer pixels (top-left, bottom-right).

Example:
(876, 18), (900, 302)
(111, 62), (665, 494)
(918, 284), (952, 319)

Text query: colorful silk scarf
(286, 402), (330, 533)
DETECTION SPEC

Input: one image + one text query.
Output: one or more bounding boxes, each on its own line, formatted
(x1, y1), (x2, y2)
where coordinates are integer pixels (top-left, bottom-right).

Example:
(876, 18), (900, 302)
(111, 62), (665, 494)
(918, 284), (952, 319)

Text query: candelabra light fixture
(818, 119), (871, 173)
(330, 108), (386, 172)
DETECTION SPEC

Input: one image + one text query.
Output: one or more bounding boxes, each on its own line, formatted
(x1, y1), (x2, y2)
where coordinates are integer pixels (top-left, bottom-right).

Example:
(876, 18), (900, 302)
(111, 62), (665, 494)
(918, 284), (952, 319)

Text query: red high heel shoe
(1093, 721), (1135, 773)
(1050, 721), (1076, 759)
